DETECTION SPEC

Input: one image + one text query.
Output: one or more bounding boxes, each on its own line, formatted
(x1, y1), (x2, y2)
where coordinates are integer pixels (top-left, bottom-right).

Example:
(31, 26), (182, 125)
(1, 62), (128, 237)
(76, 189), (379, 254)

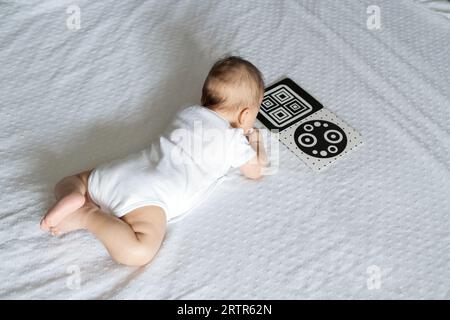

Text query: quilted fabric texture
(414, 0), (450, 19)
(0, 0), (449, 299)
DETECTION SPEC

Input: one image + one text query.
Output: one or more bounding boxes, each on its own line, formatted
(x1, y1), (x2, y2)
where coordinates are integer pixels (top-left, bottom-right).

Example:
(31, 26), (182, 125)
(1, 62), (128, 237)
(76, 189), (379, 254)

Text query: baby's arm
(240, 128), (268, 180)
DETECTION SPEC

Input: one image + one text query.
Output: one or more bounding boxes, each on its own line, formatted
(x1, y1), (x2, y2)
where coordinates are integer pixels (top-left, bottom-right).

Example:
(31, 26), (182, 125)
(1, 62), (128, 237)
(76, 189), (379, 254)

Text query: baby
(40, 56), (268, 266)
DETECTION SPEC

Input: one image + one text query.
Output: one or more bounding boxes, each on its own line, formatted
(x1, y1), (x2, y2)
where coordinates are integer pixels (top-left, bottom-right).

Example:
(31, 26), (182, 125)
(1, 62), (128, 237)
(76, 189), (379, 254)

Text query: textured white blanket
(0, 0), (449, 299)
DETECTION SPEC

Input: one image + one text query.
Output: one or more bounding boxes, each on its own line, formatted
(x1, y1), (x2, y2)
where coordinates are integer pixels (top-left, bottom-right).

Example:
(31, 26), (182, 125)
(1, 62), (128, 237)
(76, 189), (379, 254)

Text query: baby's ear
(237, 107), (250, 126)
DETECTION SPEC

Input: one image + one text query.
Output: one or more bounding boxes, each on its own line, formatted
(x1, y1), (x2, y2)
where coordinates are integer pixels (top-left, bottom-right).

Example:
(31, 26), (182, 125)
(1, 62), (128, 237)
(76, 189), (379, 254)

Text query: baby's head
(201, 56), (264, 132)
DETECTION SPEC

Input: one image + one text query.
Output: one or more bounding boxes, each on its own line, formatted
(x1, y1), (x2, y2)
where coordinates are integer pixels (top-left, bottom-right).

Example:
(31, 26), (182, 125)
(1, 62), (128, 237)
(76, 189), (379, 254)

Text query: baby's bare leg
(83, 205), (166, 267)
(41, 172), (90, 232)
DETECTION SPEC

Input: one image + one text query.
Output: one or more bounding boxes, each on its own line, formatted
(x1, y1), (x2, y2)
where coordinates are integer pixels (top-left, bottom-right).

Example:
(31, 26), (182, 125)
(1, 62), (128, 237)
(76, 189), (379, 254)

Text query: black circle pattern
(294, 120), (347, 158)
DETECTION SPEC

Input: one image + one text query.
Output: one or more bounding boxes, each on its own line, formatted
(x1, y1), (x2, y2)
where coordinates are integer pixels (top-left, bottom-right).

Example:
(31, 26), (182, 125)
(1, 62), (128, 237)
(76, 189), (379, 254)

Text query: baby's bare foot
(41, 192), (85, 231)
(50, 202), (97, 236)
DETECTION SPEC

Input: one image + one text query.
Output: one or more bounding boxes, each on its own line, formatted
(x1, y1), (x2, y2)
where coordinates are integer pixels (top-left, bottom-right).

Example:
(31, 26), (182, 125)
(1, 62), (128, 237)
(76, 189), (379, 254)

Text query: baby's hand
(245, 128), (261, 144)
(240, 128), (268, 180)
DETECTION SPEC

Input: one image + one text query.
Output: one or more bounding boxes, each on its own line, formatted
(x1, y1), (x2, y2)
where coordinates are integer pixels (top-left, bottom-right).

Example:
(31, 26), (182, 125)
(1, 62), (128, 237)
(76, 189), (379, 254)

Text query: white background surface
(0, 0), (449, 299)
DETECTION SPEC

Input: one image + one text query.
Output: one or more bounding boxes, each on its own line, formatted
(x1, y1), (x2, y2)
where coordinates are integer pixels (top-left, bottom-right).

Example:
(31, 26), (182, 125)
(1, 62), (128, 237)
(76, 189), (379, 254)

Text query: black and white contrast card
(257, 78), (363, 172)
(258, 78), (323, 131)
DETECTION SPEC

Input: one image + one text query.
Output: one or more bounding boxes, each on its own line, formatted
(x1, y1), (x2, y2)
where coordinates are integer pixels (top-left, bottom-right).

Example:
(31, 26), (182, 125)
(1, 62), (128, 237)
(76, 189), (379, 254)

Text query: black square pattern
(257, 78), (324, 131)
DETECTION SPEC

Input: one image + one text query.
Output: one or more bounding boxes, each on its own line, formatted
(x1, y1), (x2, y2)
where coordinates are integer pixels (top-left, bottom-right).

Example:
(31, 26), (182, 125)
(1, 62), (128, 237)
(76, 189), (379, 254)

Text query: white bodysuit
(87, 105), (256, 222)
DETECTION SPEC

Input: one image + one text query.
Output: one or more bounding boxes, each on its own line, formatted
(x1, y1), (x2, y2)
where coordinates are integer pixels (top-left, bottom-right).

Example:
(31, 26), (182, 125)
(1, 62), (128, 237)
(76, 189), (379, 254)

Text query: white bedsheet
(0, 0), (449, 299)
(415, 0), (450, 19)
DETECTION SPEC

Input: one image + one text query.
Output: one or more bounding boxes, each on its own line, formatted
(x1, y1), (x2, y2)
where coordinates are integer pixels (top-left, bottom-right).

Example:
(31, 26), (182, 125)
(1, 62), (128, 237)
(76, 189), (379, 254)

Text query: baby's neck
(211, 108), (239, 128)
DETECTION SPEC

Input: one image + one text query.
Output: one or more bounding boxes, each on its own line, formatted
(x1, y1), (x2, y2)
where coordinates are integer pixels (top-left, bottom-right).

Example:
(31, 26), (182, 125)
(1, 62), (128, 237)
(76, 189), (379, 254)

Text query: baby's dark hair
(201, 56), (264, 112)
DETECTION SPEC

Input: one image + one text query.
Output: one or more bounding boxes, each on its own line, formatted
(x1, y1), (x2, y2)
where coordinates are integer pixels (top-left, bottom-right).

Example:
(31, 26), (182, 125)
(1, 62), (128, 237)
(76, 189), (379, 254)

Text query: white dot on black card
(328, 145), (338, 153)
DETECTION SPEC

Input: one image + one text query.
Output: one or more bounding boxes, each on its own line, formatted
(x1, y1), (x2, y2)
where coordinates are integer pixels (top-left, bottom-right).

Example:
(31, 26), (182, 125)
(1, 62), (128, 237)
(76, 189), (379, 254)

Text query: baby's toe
(50, 227), (60, 236)
(40, 218), (51, 231)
